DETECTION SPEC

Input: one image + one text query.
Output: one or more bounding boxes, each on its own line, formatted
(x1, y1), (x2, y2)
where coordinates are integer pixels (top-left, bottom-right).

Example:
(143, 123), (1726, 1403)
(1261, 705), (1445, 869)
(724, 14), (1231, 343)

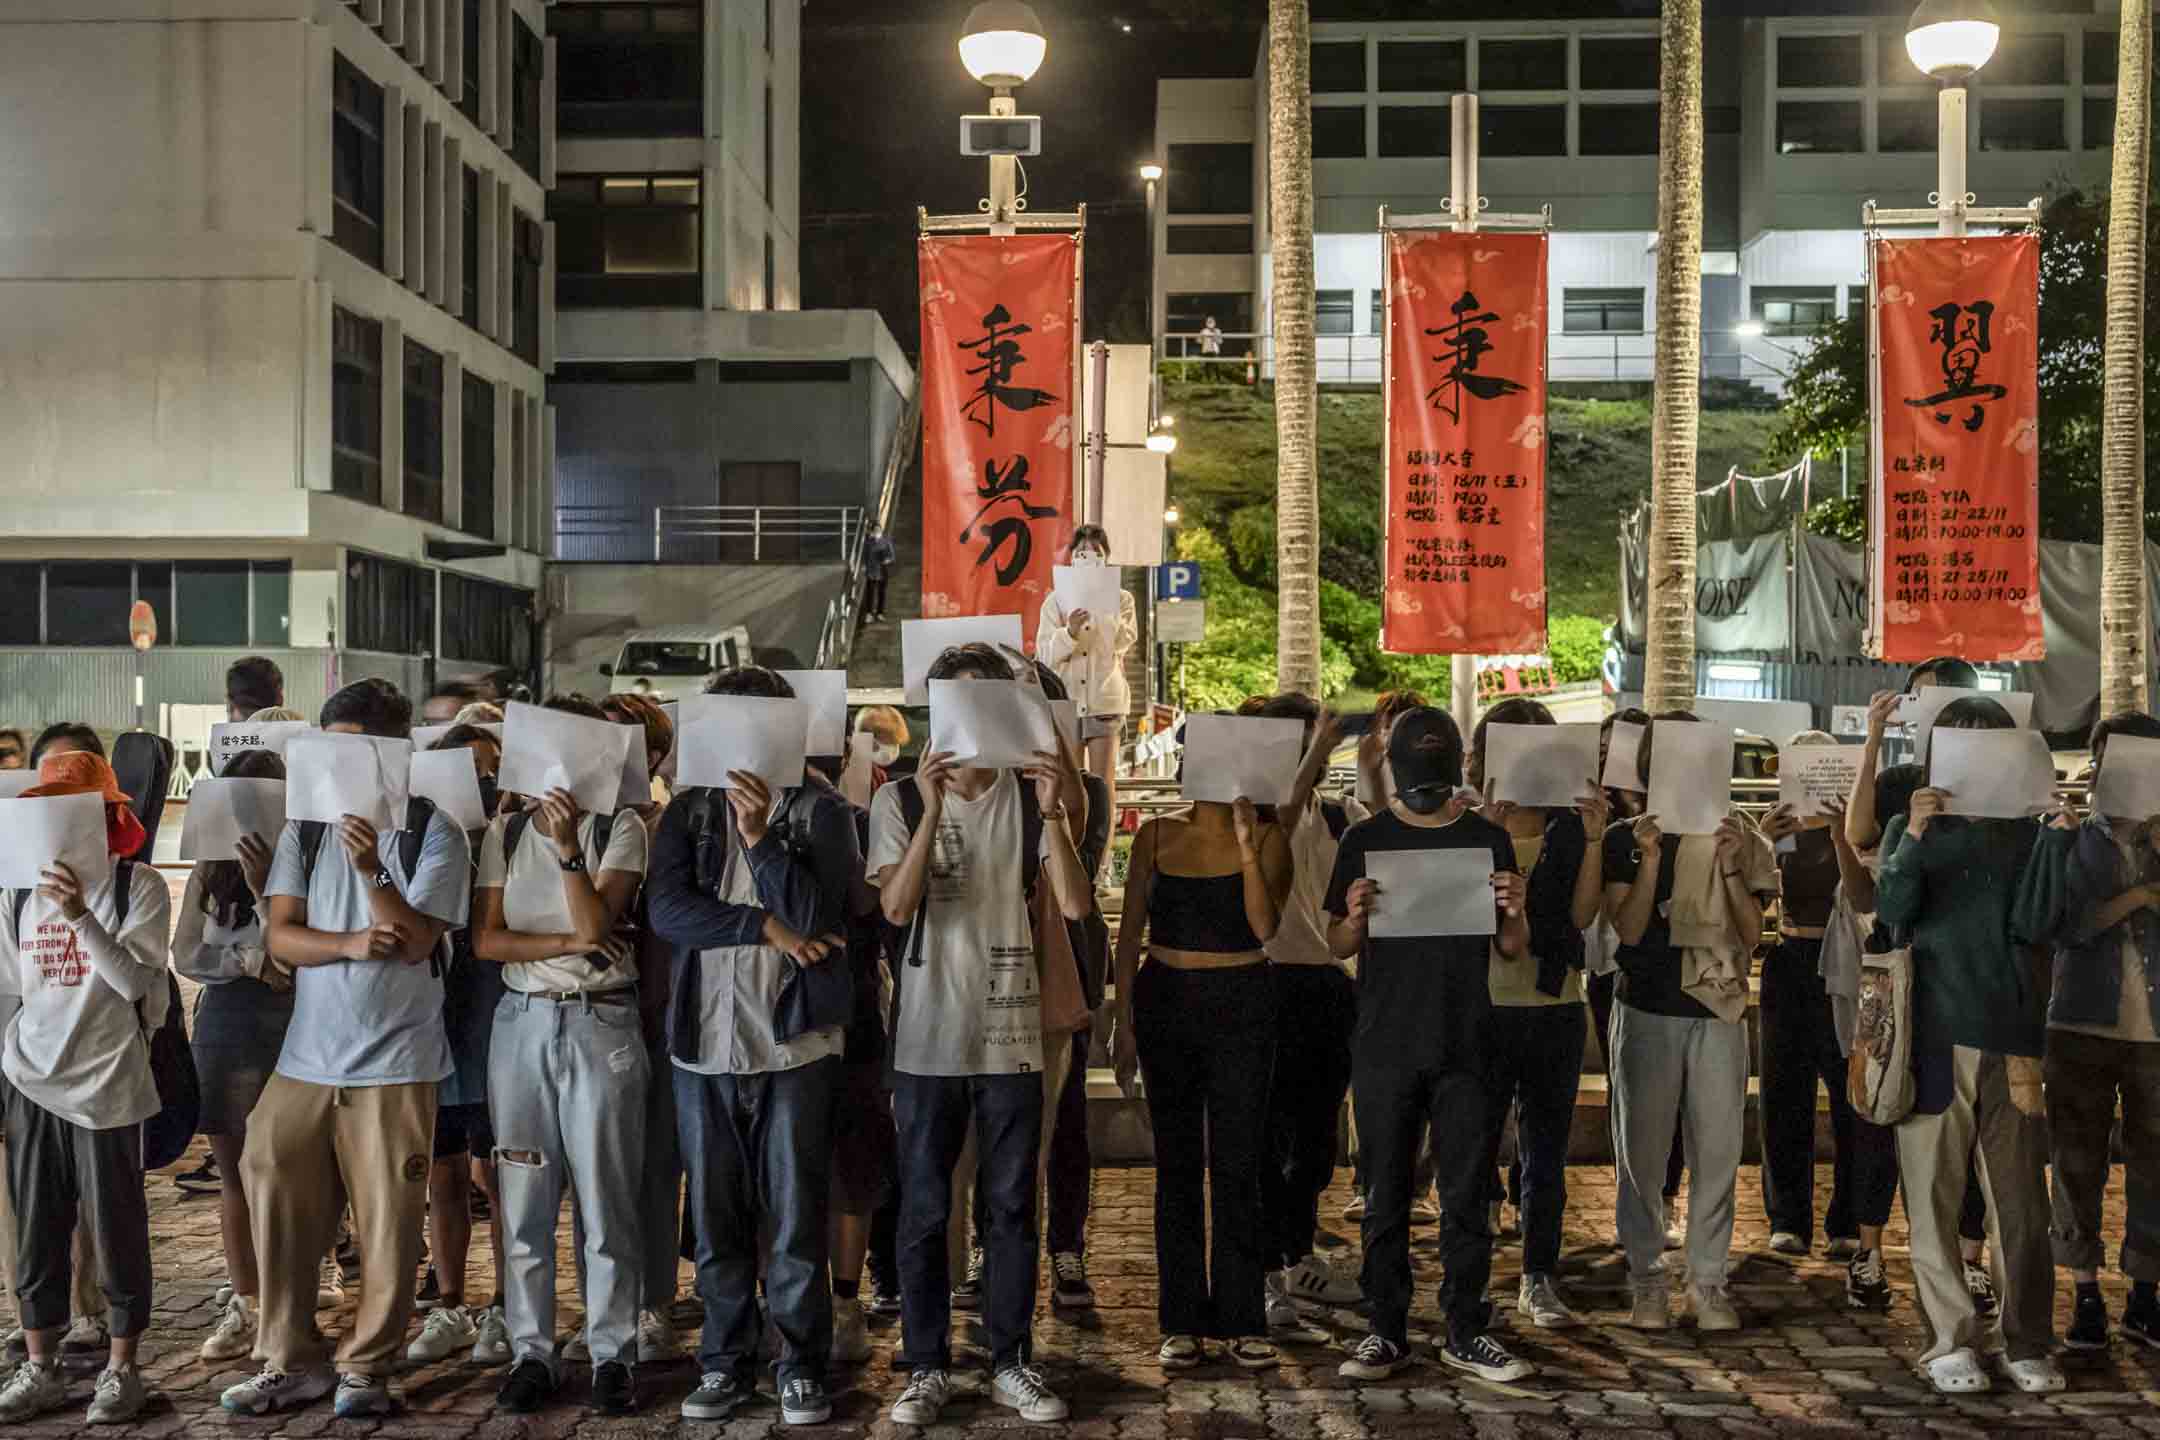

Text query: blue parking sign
(1155, 563), (1202, 601)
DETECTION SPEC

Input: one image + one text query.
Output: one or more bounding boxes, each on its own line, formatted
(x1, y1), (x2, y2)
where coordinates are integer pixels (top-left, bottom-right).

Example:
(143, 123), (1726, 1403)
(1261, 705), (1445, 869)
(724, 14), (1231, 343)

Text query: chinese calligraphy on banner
(919, 232), (1080, 650)
(1869, 234), (2042, 663)
(1383, 230), (1549, 655)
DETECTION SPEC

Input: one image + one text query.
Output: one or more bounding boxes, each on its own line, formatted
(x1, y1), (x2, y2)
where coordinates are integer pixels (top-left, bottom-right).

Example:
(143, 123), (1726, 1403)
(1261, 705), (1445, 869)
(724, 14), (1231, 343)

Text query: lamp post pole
(1447, 91), (1480, 740)
(1937, 81), (1968, 239)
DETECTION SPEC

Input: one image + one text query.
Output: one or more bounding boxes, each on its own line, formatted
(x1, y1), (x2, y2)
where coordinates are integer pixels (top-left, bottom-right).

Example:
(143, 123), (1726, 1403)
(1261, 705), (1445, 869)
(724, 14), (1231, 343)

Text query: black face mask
(1398, 784), (1454, 815)
(1388, 709), (1463, 804)
(476, 775), (501, 821)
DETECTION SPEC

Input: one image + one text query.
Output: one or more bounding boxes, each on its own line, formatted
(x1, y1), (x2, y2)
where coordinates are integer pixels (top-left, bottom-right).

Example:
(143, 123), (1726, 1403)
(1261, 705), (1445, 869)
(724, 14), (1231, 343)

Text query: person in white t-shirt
(0, 750), (170, 1425)
(471, 695), (651, 1417)
(221, 680), (473, 1421)
(870, 643), (1094, 1429)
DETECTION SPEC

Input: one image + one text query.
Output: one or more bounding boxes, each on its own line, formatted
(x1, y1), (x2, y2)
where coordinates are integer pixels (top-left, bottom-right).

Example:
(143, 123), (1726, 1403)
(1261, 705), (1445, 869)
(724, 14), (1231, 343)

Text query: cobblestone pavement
(23, 1151), (2157, 1438)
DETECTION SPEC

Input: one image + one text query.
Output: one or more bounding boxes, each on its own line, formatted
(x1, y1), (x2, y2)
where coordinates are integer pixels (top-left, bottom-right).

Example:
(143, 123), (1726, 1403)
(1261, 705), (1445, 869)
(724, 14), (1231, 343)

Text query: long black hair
(198, 748), (286, 927)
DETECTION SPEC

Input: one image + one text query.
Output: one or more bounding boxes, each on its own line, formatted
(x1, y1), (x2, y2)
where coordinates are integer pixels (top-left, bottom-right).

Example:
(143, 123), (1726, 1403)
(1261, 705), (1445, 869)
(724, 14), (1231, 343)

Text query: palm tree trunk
(2099, 1), (2152, 718)
(1269, 0), (1321, 697)
(1644, 0), (1704, 715)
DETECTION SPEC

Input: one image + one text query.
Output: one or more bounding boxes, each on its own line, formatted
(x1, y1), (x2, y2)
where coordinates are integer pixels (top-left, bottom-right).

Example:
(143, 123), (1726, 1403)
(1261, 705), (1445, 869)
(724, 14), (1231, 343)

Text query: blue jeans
(892, 1071), (1043, 1371)
(674, 1057), (839, 1386)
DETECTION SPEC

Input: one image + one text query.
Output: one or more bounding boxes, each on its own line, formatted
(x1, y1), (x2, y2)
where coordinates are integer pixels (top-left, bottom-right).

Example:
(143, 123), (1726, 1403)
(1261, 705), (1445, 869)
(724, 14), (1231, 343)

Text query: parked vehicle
(600, 625), (752, 698)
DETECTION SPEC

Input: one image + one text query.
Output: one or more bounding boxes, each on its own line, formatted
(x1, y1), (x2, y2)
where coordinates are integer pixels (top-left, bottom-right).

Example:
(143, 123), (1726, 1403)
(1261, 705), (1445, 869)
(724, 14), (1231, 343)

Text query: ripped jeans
(488, 990), (650, 1376)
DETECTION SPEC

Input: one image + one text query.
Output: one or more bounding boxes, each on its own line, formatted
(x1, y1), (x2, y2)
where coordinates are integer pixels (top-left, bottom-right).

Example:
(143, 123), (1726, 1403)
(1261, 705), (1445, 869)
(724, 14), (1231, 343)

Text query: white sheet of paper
(1646, 721), (1735, 836)
(928, 680), (1059, 771)
(1601, 720), (1646, 792)
(1690, 696), (1815, 746)
(0, 772), (37, 800)
(497, 701), (636, 815)
(283, 733), (412, 829)
(208, 720), (313, 777)
(1905, 685), (2036, 762)
(1179, 715), (1305, 805)
(1487, 723), (1601, 809)
(410, 748), (487, 833)
(775, 670), (850, 755)
(1051, 565), (1126, 626)
(1366, 848), (1495, 938)
(1777, 745), (1862, 818)
(411, 722), (502, 753)
(615, 734), (653, 810)
(901, 615), (1025, 704)
(678, 696), (809, 790)
(2092, 734), (2160, 822)
(179, 779), (288, 861)
(1932, 729), (2057, 819)
(0, 793), (112, 891)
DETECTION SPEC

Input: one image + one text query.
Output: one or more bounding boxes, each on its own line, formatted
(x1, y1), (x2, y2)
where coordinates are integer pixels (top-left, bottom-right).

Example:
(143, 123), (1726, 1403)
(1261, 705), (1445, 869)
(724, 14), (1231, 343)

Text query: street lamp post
(1904, 0), (2001, 240)
(1140, 161), (1164, 412)
(958, 1), (1047, 235)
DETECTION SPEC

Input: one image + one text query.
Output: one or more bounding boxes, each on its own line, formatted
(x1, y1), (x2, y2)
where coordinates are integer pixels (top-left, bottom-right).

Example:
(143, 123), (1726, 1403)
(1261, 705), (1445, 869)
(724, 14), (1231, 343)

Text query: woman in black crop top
(1110, 789), (1292, 1369)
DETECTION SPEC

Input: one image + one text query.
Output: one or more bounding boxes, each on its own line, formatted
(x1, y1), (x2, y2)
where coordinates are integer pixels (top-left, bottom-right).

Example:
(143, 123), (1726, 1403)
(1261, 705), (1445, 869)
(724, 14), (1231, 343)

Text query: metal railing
(1161, 329), (1797, 392)
(553, 505), (864, 565)
(817, 385), (922, 670)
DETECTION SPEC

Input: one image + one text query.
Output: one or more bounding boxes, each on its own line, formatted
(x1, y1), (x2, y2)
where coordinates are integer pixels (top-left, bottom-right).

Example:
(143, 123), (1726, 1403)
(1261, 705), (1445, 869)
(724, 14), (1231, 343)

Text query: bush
(1546, 614), (1607, 685)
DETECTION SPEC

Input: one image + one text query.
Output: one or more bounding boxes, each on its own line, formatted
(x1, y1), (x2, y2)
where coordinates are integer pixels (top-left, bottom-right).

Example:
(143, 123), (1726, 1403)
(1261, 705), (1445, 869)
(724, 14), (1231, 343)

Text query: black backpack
(11, 861), (199, 1169)
(499, 807), (639, 973)
(110, 733), (175, 861)
(297, 796), (443, 973)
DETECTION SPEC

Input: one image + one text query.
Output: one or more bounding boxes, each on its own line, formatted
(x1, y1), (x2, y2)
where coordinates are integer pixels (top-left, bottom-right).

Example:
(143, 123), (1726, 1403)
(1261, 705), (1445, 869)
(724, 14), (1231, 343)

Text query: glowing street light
(958, 1), (1046, 88)
(1905, 0), (2000, 82)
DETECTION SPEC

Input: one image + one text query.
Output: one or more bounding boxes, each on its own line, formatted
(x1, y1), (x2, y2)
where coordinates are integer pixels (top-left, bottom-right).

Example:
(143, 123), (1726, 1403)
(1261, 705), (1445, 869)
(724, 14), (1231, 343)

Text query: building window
(1776, 33), (1862, 88)
(511, 16), (543, 179)
(403, 340), (446, 525)
(1877, 98), (1936, 152)
(460, 0), (482, 121)
(1369, 290), (1386, 335)
(1480, 38), (1566, 91)
(552, 1), (703, 137)
(332, 306), (384, 504)
(764, 232), (776, 309)
(45, 565), (131, 647)
(514, 212), (544, 364)
(441, 573), (532, 667)
(174, 562), (250, 647)
(1312, 105), (1365, 159)
(331, 55), (386, 269)
(1165, 224), (1253, 256)
(461, 166), (481, 324)
(1315, 290), (1354, 337)
(345, 553), (435, 656)
(1563, 288), (1645, 335)
(1379, 40), (1464, 93)
(1753, 286), (1837, 337)
(1980, 97), (2065, 152)
(462, 374), (496, 540)
(1378, 105), (1448, 157)
(2087, 29), (2119, 85)
(1311, 41), (1365, 94)
(1579, 36), (1658, 89)
(2085, 95), (2118, 148)
(0, 566), (37, 645)
(1777, 100), (1863, 153)
(1481, 104), (1565, 157)
(1578, 104), (1658, 156)
(1989, 32), (2066, 86)
(1166, 143), (1253, 215)
(253, 563), (291, 647)
(0, 561), (290, 647)
(553, 174), (701, 308)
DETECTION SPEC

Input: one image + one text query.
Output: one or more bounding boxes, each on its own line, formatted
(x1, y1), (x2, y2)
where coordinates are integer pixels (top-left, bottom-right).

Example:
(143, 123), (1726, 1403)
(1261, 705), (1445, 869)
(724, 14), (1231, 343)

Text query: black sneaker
(173, 1153), (220, 1196)
(2124, 1294), (2160, 1349)
(415, 1266), (442, 1310)
(469, 1182), (492, 1222)
(1964, 1261), (1999, 1319)
(1846, 1249), (1891, 1311)
(2066, 1290), (2111, 1351)
(589, 1361), (635, 1414)
(1051, 1251), (1096, 1309)
(950, 1248), (985, 1313)
(1338, 1333), (1410, 1381)
(1441, 1332), (1533, 1383)
(681, 1372), (749, 1421)
(866, 1277), (903, 1317)
(780, 1376), (832, 1425)
(496, 1359), (553, 1414)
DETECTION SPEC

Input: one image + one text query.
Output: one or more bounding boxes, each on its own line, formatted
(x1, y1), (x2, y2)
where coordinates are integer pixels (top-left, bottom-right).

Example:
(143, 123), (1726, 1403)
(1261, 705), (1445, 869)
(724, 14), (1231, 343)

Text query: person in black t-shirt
(1323, 708), (1532, 1385)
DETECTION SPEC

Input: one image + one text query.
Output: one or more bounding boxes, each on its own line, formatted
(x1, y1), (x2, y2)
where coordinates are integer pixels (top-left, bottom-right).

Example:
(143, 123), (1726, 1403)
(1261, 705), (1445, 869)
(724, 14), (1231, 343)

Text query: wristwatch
(370, 867), (395, 890)
(559, 853), (588, 873)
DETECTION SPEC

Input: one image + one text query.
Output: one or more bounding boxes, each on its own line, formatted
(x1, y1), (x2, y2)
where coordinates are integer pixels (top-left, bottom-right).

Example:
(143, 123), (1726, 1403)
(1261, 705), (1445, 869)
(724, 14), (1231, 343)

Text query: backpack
(11, 862), (199, 1169)
(297, 796), (442, 973)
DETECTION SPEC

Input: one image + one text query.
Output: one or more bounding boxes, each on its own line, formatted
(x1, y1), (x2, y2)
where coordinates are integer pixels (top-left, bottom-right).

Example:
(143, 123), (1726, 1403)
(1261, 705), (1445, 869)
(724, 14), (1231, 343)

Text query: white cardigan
(1036, 589), (1138, 719)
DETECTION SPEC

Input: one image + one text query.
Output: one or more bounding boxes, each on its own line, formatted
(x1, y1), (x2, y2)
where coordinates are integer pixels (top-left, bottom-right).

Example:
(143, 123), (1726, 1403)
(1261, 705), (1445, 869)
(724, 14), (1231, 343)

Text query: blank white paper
(1487, 723), (1601, 810)
(283, 733), (413, 830)
(1601, 720), (1646, 792)
(1366, 847), (1495, 939)
(678, 696), (809, 790)
(0, 793), (113, 891)
(1646, 721), (1735, 836)
(1051, 565), (1127, 626)
(901, 615), (1025, 704)
(409, 748), (488, 833)
(1180, 715), (1305, 806)
(208, 720), (313, 777)
(0, 773), (38, 800)
(1932, 729), (2057, 820)
(411, 721), (502, 753)
(2092, 733), (2160, 822)
(179, 779), (288, 862)
(775, 670), (851, 755)
(498, 701), (636, 815)
(928, 680), (1060, 771)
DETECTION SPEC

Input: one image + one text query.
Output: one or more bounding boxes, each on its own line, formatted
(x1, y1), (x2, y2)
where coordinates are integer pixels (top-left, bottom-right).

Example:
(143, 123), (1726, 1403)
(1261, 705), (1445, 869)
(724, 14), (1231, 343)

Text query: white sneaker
(220, 1363), (337, 1415)
(406, 1304), (479, 1363)
(85, 1364), (146, 1425)
(1281, 1254), (1361, 1307)
(637, 1308), (682, 1363)
(890, 1368), (950, 1425)
(1629, 1279), (1672, 1331)
(470, 1306), (511, 1366)
(990, 1362), (1068, 1422)
(1265, 1277), (1327, 1344)
(1768, 1231), (1807, 1256)
(317, 1258), (345, 1310)
(1342, 1192), (1368, 1222)
(1996, 1353), (2066, 1394)
(201, 1294), (257, 1362)
(1517, 1274), (1580, 1330)
(831, 1299), (871, 1366)
(0, 1361), (66, 1421)
(1693, 1284), (1741, 1332)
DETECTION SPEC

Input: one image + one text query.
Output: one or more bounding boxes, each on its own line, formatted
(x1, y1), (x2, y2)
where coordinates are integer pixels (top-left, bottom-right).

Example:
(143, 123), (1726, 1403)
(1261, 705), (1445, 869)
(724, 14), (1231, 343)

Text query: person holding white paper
(1843, 656), (1981, 852)
(1034, 526), (1137, 794)
(1465, 699), (1610, 1332)
(1875, 694), (2060, 1395)
(1322, 708), (1531, 1386)
(870, 644), (1092, 1428)
(1107, 715), (1292, 1372)
(1602, 712), (1775, 1336)
(225, 679), (473, 1422)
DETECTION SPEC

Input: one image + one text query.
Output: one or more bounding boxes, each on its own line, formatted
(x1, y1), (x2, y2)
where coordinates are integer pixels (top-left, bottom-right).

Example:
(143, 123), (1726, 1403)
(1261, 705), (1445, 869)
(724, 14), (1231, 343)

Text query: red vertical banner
(1869, 234), (2042, 662)
(1383, 230), (1549, 655)
(919, 232), (1080, 650)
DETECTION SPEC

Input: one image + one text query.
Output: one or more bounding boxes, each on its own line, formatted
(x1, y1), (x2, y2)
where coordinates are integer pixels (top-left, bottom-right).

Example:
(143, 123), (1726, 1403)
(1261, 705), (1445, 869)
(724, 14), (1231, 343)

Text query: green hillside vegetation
(1161, 379), (1789, 708)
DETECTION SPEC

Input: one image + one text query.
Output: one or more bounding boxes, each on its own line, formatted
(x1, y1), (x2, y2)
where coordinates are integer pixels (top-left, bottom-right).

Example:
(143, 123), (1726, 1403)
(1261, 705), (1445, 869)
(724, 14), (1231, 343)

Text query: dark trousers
(674, 1058), (839, 1386)
(2046, 1027), (2160, 1281)
(1355, 1057), (1497, 1346)
(4, 1086), (151, 1338)
(1758, 939), (1861, 1243)
(1046, 1029), (1093, 1256)
(1482, 1003), (1586, 1278)
(1133, 961), (1275, 1339)
(863, 576), (889, 616)
(1263, 965), (1354, 1271)
(1853, 1118), (1990, 1244)
(1589, 971), (1682, 1198)
(892, 1070), (1043, 1370)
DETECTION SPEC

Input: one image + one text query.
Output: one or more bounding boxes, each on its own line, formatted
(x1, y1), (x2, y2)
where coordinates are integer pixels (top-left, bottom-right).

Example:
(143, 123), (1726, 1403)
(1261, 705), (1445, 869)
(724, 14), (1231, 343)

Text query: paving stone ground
(33, 1150), (2160, 1439)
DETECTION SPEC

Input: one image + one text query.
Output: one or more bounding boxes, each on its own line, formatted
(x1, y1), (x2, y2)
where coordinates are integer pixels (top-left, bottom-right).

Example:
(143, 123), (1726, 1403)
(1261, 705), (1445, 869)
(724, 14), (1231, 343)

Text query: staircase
(843, 393), (923, 692)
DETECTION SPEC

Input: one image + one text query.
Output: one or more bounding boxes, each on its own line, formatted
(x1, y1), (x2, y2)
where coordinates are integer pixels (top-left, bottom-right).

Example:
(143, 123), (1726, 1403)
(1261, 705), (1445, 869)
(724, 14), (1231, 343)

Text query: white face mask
(1071, 548), (1106, 567)
(870, 741), (900, 767)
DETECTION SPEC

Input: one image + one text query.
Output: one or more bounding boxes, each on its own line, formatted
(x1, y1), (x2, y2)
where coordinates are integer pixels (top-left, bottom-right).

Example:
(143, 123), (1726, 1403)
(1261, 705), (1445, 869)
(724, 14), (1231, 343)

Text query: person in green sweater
(1874, 695), (2060, 1397)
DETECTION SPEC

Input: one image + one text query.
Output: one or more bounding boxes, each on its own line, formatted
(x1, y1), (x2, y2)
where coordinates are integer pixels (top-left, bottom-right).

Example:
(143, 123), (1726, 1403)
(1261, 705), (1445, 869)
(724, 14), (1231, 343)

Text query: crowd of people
(0, 641), (2152, 1426)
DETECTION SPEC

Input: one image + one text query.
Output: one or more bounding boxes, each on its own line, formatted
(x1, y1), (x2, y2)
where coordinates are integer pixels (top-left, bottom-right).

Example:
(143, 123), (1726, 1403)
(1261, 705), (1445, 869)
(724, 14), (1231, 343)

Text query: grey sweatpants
(489, 992), (650, 1376)
(2, 1087), (150, 1338)
(1609, 1002), (1748, 1286)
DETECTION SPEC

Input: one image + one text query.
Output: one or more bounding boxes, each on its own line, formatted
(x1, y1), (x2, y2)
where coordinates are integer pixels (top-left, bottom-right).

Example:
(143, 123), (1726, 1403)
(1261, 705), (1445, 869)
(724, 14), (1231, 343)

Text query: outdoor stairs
(845, 444), (922, 693)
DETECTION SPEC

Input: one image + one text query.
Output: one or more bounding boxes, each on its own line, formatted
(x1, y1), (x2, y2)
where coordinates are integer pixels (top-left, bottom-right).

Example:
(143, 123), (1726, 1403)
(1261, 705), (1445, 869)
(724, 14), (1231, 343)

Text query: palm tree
(1269, 0), (1321, 697)
(1644, 0), (1704, 715)
(2099, 1), (2152, 717)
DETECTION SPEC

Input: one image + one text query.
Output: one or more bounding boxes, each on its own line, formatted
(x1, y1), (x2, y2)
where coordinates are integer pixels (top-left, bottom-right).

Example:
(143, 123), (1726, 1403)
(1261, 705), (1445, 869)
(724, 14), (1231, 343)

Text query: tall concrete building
(0, 0), (556, 729)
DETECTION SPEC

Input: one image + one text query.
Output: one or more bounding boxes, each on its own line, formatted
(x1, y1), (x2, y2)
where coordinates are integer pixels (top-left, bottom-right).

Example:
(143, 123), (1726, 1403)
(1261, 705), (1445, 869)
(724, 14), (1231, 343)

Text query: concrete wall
(546, 561), (847, 694)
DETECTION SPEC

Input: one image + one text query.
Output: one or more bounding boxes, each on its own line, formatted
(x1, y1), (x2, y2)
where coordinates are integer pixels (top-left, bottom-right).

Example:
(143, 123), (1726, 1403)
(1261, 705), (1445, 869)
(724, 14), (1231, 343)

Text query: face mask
(476, 775), (501, 820)
(1072, 549), (1106, 567)
(1388, 709), (1463, 804)
(1398, 785), (1453, 815)
(871, 742), (900, 767)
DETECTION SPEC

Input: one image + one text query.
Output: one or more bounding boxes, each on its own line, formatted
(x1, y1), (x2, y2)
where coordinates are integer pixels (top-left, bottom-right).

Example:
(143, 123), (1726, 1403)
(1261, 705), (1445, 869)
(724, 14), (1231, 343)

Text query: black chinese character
(961, 456), (1059, 585)
(1424, 291), (1526, 422)
(1904, 300), (2008, 433)
(958, 304), (1059, 438)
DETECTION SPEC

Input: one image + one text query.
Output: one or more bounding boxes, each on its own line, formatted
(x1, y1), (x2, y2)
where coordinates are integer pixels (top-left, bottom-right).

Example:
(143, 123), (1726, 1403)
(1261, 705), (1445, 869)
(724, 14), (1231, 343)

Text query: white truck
(599, 625), (753, 699)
